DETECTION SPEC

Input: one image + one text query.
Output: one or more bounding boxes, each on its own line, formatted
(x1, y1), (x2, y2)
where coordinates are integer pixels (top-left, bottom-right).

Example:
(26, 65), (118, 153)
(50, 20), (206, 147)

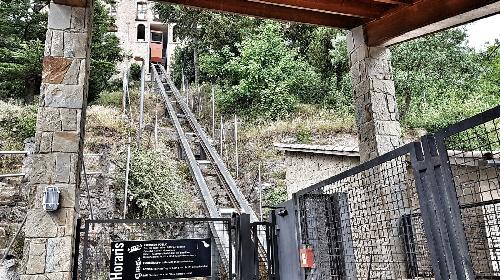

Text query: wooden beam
(53, 0), (87, 7)
(157, 0), (363, 28)
(370, 0), (411, 5)
(365, 0), (500, 46)
(247, 0), (388, 18)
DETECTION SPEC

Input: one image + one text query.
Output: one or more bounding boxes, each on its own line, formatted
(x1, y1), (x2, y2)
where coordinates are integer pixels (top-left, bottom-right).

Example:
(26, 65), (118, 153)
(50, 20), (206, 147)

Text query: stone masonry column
(346, 26), (406, 278)
(20, 0), (93, 279)
(346, 26), (402, 163)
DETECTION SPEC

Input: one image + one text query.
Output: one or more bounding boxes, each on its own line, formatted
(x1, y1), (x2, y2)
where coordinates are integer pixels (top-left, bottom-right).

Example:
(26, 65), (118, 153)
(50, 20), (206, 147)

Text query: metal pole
(235, 115), (239, 179)
(123, 135), (132, 219)
(1, 214), (27, 263)
(212, 86), (215, 139)
(155, 110), (158, 149)
(82, 159), (94, 221)
(122, 70), (127, 114)
(220, 115), (224, 157)
(0, 151), (28, 155)
(181, 68), (185, 92)
(138, 61), (145, 146)
(258, 162), (263, 221)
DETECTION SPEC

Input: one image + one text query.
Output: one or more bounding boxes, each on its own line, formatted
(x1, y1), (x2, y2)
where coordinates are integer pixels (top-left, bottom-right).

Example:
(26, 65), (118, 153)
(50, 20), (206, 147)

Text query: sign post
(110, 239), (212, 279)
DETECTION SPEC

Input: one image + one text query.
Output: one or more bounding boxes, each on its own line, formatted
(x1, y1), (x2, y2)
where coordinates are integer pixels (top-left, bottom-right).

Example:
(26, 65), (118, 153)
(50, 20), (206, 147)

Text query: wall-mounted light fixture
(43, 186), (60, 212)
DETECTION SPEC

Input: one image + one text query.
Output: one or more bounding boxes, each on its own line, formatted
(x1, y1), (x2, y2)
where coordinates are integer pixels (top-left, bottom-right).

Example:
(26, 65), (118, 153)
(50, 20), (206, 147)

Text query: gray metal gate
(77, 218), (232, 280)
(293, 105), (500, 280)
(433, 105), (500, 279)
(295, 143), (434, 279)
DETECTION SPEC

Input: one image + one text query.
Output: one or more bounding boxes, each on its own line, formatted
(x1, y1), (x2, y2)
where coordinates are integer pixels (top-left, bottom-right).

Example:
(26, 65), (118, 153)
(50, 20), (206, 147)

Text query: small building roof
(274, 143), (360, 157)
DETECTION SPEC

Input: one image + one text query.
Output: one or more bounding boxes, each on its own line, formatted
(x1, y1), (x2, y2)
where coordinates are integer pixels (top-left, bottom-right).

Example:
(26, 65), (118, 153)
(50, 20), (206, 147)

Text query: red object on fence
(299, 247), (315, 268)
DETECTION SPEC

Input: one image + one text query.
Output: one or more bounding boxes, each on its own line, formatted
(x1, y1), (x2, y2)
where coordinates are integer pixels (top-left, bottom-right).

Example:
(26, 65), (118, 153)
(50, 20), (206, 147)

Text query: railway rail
(151, 64), (267, 271)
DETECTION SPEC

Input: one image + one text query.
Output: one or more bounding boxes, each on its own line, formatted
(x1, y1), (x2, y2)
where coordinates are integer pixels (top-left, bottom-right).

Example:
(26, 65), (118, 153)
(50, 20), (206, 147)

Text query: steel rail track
(157, 64), (259, 222)
(152, 66), (230, 267)
(154, 64), (268, 270)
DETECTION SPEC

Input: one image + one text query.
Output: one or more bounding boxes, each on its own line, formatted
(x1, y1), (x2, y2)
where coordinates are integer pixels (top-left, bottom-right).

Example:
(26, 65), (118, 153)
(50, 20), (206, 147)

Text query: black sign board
(110, 239), (211, 280)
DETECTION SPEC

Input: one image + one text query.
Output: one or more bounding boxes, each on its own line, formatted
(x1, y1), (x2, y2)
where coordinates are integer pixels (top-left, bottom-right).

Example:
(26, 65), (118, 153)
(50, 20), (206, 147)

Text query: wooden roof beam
(370, 0), (412, 5)
(158, 0), (363, 28)
(247, 0), (388, 18)
(365, 0), (500, 46)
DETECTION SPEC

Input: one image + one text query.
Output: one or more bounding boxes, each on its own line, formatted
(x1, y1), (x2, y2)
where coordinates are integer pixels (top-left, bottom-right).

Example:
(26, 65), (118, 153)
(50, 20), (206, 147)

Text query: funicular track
(151, 64), (268, 273)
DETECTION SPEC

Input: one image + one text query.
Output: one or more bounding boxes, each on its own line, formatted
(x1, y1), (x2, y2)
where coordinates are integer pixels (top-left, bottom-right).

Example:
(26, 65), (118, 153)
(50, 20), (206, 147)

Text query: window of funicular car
(151, 32), (163, 43)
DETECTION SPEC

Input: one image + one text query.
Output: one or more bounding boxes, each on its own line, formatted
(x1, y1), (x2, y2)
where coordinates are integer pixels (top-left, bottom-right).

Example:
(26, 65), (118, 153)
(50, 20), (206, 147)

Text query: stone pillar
(20, 0), (93, 279)
(346, 26), (402, 163)
(346, 26), (406, 278)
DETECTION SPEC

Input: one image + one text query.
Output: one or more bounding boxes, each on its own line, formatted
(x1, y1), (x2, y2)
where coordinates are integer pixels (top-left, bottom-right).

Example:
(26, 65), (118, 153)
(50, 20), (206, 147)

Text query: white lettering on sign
(111, 242), (125, 279)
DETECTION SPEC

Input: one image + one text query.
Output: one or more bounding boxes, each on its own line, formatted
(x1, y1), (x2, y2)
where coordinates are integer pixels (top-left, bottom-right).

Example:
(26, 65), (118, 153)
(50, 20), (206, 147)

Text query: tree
(88, 0), (122, 101)
(155, 3), (260, 86)
(390, 28), (489, 130)
(0, 0), (48, 102)
(210, 23), (323, 119)
(0, 0), (122, 103)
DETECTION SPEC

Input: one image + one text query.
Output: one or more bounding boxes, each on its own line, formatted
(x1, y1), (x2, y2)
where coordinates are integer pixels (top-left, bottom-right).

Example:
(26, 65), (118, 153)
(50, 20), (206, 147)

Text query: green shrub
(203, 23), (323, 119)
(264, 182), (288, 208)
(296, 125), (312, 144)
(115, 148), (191, 218)
(130, 63), (141, 82)
(95, 91), (123, 108)
(0, 101), (37, 149)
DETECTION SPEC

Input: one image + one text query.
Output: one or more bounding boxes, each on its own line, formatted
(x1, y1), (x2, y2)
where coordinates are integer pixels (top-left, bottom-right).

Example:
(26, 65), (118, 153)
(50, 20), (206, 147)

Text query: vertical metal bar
(154, 110), (158, 149)
(220, 116), (224, 157)
(228, 219), (233, 280)
(82, 159), (94, 221)
(123, 135), (132, 219)
(234, 115), (239, 179)
(122, 68), (127, 113)
(411, 139), (453, 280)
(138, 61), (145, 146)
(212, 86), (215, 139)
(270, 210), (280, 280)
(432, 135), (476, 279)
(266, 225), (272, 280)
(253, 225), (260, 279)
(239, 214), (254, 279)
(72, 218), (82, 280)
(80, 221), (91, 280)
(259, 163), (263, 222)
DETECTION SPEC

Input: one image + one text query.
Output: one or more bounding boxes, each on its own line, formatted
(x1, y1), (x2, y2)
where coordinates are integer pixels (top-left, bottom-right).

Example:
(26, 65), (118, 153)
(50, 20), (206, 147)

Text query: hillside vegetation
(156, 4), (499, 133)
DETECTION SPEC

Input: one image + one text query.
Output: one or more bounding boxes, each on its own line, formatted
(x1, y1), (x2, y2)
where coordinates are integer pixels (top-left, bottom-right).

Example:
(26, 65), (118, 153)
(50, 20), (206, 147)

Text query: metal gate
(76, 218), (232, 280)
(433, 105), (500, 279)
(295, 142), (434, 279)
(294, 105), (500, 280)
(234, 213), (280, 280)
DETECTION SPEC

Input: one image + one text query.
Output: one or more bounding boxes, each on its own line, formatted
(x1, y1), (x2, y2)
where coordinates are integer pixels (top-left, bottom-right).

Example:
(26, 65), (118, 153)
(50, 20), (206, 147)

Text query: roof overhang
(156, 0), (500, 46)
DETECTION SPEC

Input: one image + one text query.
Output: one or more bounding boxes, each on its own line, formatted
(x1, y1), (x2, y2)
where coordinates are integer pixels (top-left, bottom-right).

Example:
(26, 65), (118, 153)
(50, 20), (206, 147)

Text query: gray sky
(465, 14), (500, 50)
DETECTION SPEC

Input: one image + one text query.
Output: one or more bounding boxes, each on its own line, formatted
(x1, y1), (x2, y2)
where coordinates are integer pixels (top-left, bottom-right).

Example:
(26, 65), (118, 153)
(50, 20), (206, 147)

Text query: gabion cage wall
(297, 145), (434, 280)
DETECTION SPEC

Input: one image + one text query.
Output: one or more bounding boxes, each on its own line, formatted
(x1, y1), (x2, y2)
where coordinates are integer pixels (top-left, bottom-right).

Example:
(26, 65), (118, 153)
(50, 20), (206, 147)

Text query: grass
(241, 104), (356, 143)
(0, 101), (37, 150)
(85, 105), (129, 151)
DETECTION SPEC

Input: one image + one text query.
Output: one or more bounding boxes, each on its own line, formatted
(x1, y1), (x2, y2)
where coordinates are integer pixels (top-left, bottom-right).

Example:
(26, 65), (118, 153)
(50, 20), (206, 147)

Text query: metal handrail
(157, 64), (259, 222)
(152, 65), (231, 267)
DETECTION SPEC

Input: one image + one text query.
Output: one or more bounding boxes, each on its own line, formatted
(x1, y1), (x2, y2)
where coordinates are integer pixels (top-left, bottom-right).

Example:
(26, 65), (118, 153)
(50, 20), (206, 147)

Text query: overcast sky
(465, 14), (500, 50)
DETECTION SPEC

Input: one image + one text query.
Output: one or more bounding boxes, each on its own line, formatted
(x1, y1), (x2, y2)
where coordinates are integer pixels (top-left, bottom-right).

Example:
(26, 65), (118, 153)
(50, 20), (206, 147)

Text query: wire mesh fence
(438, 110), (500, 278)
(78, 218), (232, 280)
(296, 145), (434, 279)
